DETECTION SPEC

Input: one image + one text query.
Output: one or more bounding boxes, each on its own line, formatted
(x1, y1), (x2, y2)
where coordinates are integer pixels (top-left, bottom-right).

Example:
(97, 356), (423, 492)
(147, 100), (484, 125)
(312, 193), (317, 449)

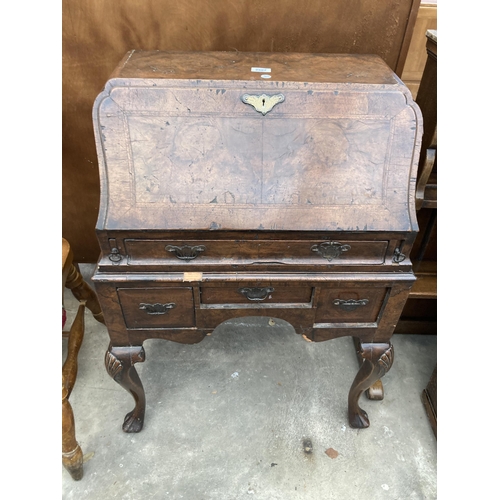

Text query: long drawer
(200, 284), (312, 305)
(122, 238), (389, 266)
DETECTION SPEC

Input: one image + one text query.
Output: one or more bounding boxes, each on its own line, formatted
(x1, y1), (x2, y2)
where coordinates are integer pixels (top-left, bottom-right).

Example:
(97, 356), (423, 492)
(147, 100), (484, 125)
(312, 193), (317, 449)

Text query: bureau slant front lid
(93, 51), (422, 233)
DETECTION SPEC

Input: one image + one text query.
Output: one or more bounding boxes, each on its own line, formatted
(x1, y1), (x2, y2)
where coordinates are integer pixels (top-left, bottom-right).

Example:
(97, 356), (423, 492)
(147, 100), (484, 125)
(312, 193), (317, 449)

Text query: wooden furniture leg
(105, 345), (146, 433)
(352, 337), (385, 400)
(62, 237), (105, 479)
(422, 365), (437, 437)
(62, 302), (85, 480)
(348, 343), (394, 428)
(65, 263), (105, 324)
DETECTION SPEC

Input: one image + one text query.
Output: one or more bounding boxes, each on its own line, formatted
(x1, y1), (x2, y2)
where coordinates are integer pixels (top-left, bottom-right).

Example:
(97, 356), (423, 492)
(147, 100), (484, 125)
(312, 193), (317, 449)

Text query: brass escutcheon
(241, 93), (285, 115)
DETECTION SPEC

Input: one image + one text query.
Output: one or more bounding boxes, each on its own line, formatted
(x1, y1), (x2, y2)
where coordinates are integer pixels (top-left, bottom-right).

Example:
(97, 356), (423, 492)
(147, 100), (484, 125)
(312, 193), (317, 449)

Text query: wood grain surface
(93, 52), (422, 234)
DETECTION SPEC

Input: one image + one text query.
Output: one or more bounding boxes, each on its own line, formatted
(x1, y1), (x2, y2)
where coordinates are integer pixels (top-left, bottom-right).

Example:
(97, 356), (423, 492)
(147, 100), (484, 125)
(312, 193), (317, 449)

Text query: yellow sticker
(183, 272), (203, 282)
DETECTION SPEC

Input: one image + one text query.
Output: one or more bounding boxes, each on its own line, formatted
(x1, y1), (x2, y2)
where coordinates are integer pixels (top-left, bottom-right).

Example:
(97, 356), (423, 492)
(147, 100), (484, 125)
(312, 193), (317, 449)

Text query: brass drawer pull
(393, 247), (406, 263)
(333, 299), (369, 311)
(139, 303), (176, 315)
(241, 93), (285, 115)
(238, 287), (275, 301)
(108, 247), (123, 263)
(311, 241), (351, 261)
(165, 244), (206, 260)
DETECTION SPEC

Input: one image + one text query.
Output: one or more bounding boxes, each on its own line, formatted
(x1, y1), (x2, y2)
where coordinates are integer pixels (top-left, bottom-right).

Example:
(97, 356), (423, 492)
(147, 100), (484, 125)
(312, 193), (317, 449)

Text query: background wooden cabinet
(401, 1), (437, 98)
(397, 28), (437, 335)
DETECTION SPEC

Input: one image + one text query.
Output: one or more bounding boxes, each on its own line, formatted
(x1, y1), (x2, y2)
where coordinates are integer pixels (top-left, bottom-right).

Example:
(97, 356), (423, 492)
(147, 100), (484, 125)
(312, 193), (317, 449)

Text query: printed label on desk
(251, 67), (271, 73)
(183, 272), (203, 282)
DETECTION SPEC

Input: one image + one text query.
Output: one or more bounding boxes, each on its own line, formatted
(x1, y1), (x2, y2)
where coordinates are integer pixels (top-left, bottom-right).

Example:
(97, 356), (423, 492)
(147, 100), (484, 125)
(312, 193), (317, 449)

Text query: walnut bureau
(92, 50), (422, 432)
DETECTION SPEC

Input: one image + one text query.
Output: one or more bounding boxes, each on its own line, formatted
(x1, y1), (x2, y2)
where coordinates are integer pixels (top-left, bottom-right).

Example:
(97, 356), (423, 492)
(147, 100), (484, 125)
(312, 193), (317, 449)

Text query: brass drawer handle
(165, 244), (206, 261)
(311, 241), (351, 261)
(241, 93), (285, 115)
(393, 247), (406, 263)
(238, 287), (275, 301)
(333, 299), (369, 311)
(139, 303), (176, 315)
(108, 247), (123, 263)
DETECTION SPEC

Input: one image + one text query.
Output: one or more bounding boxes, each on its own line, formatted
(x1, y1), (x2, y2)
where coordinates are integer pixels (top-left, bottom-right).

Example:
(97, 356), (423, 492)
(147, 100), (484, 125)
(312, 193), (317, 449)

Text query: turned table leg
(65, 263), (105, 324)
(105, 345), (146, 433)
(62, 302), (85, 480)
(62, 387), (84, 480)
(348, 342), (394, 428)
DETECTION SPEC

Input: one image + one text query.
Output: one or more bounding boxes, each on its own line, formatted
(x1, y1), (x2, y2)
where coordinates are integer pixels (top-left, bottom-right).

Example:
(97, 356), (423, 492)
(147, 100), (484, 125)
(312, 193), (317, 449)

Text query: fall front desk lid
(93, 51), (421, 232)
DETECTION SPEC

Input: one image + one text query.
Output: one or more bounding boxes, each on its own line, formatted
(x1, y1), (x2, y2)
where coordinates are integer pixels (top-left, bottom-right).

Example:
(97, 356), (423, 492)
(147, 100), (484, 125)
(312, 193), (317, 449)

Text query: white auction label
(251, 67), (271, 73)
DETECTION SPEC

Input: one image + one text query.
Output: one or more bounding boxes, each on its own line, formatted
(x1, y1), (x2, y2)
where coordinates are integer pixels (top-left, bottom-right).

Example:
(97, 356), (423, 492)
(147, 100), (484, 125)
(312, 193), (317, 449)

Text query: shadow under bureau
(92, 50), (422, 432)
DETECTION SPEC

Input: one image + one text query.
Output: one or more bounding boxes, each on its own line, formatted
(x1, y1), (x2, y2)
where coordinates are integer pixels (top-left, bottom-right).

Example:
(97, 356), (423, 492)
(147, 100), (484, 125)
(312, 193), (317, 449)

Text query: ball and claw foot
(349, 408), (370, 429)
(123, 410), (144, 433)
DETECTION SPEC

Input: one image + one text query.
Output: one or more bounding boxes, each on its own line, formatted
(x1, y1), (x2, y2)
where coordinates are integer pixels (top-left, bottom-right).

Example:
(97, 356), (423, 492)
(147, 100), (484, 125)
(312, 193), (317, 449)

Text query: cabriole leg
(105, 345), (146, 433)
(353, 337), (384, 400)
(348, 342), (394, 428)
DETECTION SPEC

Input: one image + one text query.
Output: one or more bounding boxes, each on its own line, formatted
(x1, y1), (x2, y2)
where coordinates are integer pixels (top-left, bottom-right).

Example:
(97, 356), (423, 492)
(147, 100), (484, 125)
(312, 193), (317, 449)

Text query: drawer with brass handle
(118, 287), (195, 329)
(315, 287), (388, 323)
(121, 238), (389, 267)
(200, 285), (313, 305)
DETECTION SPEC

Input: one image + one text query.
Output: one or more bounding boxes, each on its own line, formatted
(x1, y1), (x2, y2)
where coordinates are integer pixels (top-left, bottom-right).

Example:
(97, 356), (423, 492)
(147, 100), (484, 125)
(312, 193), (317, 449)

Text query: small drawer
(118, 287), (195, 328)
(315, 287), (388, 323)
(200, 285), (313, 305)
(123, 238), (388, 266)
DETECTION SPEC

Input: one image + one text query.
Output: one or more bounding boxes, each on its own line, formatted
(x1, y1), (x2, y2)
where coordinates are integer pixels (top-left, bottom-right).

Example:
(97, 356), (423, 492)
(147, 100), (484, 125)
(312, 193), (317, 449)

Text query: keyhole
(262, 98), (266, 106)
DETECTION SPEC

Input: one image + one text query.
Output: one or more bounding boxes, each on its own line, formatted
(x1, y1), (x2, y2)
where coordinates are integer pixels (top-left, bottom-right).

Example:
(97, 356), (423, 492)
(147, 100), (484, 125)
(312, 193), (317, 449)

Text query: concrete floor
(62, 264), (437, 500)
